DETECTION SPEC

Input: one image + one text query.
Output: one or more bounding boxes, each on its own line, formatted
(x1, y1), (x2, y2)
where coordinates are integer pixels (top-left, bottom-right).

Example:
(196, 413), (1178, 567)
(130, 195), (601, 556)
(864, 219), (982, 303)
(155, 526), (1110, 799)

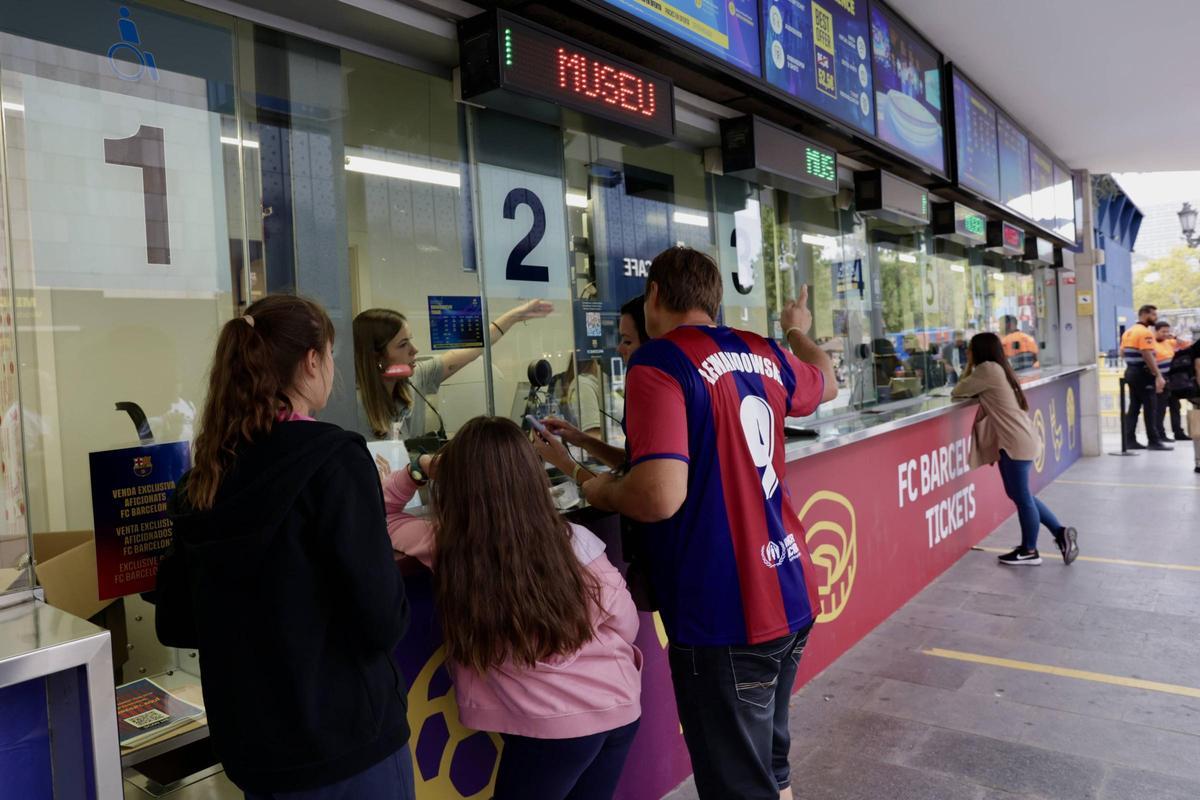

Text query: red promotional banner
(792, 373), (1083, 683)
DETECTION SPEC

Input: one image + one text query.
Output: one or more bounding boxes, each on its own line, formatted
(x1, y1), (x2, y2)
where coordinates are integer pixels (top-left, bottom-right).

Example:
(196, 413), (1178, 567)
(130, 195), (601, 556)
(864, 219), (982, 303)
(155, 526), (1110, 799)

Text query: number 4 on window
(104, 125), (171, 265)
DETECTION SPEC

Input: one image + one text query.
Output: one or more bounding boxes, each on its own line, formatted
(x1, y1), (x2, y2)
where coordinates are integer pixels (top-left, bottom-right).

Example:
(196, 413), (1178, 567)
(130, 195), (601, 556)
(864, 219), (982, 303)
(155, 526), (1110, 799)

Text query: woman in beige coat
(952, 332), (1079, 566)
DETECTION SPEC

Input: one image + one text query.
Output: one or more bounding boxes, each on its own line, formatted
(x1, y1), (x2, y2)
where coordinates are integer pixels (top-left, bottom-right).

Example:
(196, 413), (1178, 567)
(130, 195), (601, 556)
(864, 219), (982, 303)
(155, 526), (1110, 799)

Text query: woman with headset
(354, 299), (552, 441)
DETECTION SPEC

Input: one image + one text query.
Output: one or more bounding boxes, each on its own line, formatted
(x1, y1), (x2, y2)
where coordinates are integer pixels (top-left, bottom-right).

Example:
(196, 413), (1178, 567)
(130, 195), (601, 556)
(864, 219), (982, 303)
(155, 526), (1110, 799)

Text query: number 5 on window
(104, 125), (170, 265)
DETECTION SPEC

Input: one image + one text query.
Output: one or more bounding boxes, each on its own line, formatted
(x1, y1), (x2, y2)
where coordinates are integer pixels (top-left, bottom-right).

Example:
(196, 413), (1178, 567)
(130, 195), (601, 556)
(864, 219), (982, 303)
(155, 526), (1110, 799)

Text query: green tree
(1133, 246), (1200, 309)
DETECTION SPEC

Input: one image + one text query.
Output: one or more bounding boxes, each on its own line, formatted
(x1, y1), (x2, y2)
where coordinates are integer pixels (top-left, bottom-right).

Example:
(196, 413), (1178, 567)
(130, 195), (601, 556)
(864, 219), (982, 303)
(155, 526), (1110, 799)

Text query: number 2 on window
(503, 188), (549, 283)
(740, 395), (778, 499)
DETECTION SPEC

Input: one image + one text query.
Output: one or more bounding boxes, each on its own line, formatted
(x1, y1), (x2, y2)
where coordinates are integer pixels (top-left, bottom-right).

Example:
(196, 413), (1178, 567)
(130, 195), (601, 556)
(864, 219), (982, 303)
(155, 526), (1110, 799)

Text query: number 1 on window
(104, 125), (171, 265)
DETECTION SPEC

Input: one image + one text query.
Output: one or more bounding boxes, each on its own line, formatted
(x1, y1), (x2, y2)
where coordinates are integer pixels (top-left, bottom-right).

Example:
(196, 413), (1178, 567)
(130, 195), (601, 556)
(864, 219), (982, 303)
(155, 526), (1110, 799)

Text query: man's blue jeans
(998, 451), (1064, 551)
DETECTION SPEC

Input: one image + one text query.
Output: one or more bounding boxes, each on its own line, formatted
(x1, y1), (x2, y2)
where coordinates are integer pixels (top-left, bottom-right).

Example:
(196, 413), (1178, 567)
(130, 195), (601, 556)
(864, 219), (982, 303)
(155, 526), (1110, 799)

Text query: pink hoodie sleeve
(585, 555), (640, 647)
(383, 470), (435, 568)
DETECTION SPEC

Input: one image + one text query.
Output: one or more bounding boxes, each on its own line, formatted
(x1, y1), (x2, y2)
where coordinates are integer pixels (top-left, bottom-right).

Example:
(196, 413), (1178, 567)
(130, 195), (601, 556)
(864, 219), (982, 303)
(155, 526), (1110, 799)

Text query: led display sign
(931, 201), (987, 246)
(987, 219), (1025, 256)
(459, 12), (675, 142)
(721, 115), (838, 198)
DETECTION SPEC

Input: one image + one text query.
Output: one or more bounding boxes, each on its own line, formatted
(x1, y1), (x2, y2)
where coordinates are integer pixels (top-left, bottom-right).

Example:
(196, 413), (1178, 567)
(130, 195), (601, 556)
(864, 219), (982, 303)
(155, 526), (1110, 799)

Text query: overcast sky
(1113, 171), (1200, 208)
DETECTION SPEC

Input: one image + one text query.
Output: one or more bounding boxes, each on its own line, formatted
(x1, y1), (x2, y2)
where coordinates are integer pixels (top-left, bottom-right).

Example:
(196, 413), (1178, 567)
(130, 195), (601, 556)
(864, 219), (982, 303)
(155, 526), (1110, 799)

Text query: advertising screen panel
(951, 70), (1000, 200)
(762, 0), (874, 134)
(869, 3), (944, 173)
(603, 0), (761, 76)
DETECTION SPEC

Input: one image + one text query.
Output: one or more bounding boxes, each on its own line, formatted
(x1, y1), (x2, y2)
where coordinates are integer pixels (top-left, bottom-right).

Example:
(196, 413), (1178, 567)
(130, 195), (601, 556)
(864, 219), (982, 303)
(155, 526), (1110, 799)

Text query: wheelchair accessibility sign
(109, 6), (159, 82)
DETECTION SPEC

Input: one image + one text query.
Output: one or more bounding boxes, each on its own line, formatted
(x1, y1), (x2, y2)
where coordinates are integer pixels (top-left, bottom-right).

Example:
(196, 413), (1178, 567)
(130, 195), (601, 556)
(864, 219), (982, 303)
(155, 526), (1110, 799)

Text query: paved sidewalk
(665, 442), (1200, 799)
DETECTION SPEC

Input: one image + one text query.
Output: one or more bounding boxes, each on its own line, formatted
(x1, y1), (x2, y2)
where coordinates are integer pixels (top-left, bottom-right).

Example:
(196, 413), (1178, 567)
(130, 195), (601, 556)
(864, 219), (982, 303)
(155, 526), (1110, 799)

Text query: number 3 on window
(740, 395), (778, 499)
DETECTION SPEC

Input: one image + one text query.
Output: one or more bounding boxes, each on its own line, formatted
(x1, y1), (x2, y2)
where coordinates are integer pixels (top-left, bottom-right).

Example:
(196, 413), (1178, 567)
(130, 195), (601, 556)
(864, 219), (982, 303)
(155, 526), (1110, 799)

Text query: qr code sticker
(126, 709), (170, 729)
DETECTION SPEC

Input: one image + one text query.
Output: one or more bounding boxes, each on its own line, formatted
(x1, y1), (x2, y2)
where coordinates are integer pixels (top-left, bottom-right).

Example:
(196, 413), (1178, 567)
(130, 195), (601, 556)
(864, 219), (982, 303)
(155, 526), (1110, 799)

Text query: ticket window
(774, 194), (876, 414)
(987, 264), (1041, 372)
(925, 250), (976, 387)
(467, 110), (575, 438)
(1, 0), (246, 681)
(867, 221), (933, 403)
(1034, 267), (1061, 369)
(562, 131), (717, 448)
(335, 53), (486, 441)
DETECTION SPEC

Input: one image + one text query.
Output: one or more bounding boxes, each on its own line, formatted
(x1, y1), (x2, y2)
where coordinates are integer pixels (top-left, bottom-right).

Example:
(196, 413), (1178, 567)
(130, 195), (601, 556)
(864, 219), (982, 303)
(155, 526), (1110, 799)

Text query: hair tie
(242, 314), (255, 328)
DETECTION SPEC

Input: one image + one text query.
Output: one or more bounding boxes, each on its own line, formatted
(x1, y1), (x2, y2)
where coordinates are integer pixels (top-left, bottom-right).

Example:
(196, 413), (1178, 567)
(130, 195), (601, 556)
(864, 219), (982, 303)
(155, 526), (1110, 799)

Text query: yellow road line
(924, 648), (1200, 699)
(973, 546), (1200, 572)
(1053, 479), (1200, 491)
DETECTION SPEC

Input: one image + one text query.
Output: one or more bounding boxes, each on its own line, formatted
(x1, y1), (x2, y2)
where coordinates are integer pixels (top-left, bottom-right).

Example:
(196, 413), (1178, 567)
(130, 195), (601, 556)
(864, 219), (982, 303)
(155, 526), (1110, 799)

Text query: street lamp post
(1180, 202), (1200, 247)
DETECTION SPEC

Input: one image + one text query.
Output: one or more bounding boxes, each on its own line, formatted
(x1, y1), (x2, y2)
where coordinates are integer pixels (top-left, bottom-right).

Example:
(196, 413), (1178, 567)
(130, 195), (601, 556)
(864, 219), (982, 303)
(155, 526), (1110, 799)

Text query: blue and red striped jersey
(624, 325), (825, 646)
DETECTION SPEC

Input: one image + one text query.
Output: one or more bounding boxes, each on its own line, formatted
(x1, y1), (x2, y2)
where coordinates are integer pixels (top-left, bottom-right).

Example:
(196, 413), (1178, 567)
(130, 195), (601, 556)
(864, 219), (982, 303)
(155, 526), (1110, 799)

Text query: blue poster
(428, 296), (484, 351)
(952, 73), (1000, 201)
(762, 0), (873, 134)
(603, 0), (761, 76)
(870, 4), (943, 173)
(90, 441), (190, 600)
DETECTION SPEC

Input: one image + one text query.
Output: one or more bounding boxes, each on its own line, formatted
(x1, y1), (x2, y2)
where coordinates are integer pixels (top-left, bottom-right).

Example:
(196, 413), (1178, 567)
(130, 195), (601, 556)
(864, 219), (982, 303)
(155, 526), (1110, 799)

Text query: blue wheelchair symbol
(108, 7), (159, 82)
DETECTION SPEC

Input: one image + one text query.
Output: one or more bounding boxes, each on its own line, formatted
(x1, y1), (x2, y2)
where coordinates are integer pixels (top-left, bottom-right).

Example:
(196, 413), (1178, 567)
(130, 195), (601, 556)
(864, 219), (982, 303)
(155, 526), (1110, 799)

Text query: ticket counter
(0, 1), (1095, 797)
(389, 365), (1089, 800)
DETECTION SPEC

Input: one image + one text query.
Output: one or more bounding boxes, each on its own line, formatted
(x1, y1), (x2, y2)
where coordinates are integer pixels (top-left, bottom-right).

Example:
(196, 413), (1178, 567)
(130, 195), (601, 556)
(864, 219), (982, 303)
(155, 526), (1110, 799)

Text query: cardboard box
(33, 531), (112, 620)
(31, 530), (129, 672)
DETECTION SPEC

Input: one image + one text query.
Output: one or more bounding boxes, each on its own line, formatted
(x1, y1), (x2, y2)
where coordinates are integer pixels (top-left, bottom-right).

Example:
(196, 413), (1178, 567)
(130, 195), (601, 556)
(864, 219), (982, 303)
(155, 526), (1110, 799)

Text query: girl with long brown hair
(353, 299), (552, 441)
(384, 416), (642, 800)
(953, 331), (1079, 566)
(154, 295), (414, 799)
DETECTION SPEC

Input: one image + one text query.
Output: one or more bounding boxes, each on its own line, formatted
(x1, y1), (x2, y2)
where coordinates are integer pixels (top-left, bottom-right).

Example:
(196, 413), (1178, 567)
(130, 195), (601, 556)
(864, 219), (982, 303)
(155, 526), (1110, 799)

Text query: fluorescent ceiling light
(1, 101), (23, 113)
(801, 233), (838, 248)
(565, 192), (588, 208)
(220, 136), (259, 149)
(898, 253), (918, 263)
(673, 211), (709, 228)
(344, 155), (460, 188)
(950, 264), (966, 273)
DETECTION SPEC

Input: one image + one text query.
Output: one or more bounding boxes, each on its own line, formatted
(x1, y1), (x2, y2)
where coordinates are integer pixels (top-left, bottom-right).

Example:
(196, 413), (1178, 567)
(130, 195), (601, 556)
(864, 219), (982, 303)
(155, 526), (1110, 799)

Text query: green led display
(504, 28), (513, 66)
(921, 193), (928, 215)
(804, 147), (836, 184)
(964, 214), (985, 236)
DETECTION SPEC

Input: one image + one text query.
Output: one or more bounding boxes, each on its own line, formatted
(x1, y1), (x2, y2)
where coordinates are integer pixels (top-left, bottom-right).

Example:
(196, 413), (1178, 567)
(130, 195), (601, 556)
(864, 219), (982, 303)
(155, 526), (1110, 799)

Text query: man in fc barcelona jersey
(584, 247), (837, 799)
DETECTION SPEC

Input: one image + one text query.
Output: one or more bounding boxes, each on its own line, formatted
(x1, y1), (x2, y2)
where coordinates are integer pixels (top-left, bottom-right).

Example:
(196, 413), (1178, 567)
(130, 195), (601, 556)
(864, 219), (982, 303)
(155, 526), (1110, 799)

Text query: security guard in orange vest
(1001, 315), (1039, 371)
(1120, 305), (1172, 450)
(1153, 321), (1190, 442)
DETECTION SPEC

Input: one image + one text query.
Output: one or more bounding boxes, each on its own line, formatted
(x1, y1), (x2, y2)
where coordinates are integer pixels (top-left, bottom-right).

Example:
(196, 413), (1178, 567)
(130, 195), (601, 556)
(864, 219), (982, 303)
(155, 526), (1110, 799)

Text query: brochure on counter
(116, 677), (205, 749)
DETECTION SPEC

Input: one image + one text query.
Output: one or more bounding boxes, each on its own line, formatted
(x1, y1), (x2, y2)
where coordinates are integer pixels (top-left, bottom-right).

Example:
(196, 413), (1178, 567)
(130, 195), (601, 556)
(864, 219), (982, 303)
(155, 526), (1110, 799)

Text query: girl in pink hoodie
(384, 416), (642, 800)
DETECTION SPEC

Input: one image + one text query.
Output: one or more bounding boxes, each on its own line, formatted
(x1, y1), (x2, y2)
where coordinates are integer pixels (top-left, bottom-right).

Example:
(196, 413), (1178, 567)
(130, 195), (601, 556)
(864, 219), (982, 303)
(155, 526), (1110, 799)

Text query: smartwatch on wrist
(408, 456), (430, 486)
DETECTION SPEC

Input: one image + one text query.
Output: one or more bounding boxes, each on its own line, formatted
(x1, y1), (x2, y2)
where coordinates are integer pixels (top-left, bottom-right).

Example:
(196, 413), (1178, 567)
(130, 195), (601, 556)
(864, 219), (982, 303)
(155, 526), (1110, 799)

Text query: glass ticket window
(467, 110), (575, 443)
(336, 53), (483, 443)
(562, 131), (716, 451)
(773, 194), (874, 415)
(867, 220), (933, 403)
(986, 262), (1042, 372)
(1, 0), (246, 680)
(1035, 267), (1061, 369)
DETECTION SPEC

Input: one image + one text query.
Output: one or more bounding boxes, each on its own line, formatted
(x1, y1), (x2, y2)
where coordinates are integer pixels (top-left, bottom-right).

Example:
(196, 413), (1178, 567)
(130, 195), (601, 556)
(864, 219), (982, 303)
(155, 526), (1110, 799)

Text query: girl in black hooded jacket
(154, 295), (413, 798)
